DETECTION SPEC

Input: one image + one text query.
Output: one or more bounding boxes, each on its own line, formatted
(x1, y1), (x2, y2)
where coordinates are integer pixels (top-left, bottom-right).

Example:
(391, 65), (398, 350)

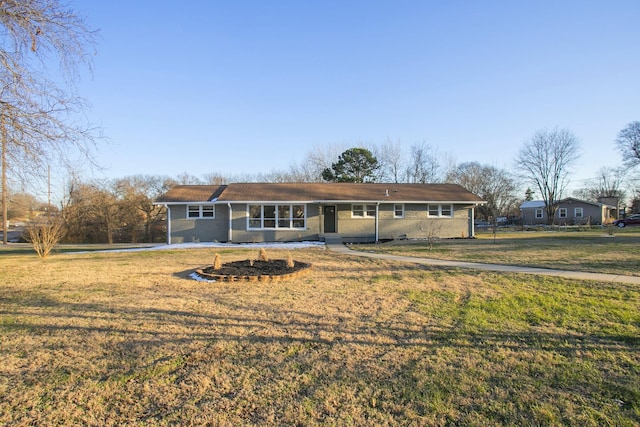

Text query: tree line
(5, 120), (639, 248)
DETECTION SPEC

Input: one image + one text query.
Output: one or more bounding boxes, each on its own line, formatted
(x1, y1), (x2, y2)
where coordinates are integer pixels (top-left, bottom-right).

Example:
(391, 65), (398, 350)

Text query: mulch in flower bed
(195, 259), (312, 282)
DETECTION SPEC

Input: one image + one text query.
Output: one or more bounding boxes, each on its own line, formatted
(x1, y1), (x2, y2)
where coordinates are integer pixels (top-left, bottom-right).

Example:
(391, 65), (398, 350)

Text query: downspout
(227, 203), (233, 242)
(165, 205), (171, 245)
(375, 202), (380, 242)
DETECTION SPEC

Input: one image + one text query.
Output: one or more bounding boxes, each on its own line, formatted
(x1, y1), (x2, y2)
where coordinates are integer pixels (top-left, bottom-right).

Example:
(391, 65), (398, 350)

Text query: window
(352, 204), (376, 218)
(427, 204), (453, 218)
(263, 205), (276, 228)
(187, 205), (215, 218)
(248, 204), (306, 229)
(558, 208), (567, 218)
(535, 208), (543, 219)
(575, 207), (583, 218)
(394, 204), (404, 218)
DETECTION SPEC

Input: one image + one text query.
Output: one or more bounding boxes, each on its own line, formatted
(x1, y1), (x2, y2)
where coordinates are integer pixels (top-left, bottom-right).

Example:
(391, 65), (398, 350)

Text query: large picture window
(187, 205), (215, 218)
(248, 204), (306, 229)
(427, 204), (453, 218)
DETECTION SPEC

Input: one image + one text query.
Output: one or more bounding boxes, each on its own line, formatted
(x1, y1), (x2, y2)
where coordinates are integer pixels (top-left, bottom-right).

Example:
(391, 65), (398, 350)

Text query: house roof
(520, 200), (545, 209)
(155, 183), (485, 204)
(561, 197), (615, 208)
(155, 185), (227, 203)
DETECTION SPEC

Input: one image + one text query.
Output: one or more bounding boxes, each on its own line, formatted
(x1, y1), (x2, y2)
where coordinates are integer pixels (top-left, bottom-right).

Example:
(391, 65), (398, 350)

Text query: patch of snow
(69, 241), (326, 254)
(149, 241), (325, 251)
(189, 272), (216, 283)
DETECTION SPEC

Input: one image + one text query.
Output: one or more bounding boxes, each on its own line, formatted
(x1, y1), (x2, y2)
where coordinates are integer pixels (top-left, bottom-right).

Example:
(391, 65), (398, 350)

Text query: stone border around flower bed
(194, 262), (312, 282)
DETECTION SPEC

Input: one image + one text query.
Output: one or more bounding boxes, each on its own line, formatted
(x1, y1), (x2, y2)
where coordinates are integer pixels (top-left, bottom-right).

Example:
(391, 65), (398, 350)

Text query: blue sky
(71, 0), (639, 193)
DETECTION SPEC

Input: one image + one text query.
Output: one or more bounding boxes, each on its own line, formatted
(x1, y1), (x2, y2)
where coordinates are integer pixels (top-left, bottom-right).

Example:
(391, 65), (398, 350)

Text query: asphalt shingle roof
(155, 185), (227, 203)
(156, 183), (484, 204)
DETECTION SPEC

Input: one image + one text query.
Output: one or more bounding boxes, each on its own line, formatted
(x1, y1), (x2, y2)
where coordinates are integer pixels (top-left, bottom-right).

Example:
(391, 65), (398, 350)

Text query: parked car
(613, 214), (640, 228)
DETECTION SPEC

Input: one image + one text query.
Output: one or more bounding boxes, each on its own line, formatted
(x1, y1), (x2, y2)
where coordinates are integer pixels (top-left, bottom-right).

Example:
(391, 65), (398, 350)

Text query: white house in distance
(520, 197), (616, 226)
(155, 182), (486, 244)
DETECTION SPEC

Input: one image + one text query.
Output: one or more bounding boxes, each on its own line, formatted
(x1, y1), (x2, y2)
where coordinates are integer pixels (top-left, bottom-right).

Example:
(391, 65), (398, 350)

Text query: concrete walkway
(326, 243), (640, 285)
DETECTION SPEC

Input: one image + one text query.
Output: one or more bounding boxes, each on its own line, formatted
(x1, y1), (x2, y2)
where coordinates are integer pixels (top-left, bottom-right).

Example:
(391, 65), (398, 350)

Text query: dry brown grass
(0, 246), (638, 425)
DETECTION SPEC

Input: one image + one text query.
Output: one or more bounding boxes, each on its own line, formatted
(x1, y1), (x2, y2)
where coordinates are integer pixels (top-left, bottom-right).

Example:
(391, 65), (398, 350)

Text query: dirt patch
(195, 259), (312, 281)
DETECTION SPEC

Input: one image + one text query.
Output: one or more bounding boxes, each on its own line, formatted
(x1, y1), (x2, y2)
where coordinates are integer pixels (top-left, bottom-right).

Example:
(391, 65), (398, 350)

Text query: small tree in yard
(25, 216), (66, 258)
(420, 221), (443, 251)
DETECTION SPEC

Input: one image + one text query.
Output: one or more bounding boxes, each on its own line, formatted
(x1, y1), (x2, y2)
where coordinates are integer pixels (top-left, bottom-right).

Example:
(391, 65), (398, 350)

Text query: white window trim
(394, 204), (404, 218)
(186, 204), (215, 219)
(352, 204), (376, 218)
(535, 208), (543, 219)
(558, 208), (567, 218)
(427, 204), (453, 218)
(247, 204), (306, 230)
(574, 207), (583, 218)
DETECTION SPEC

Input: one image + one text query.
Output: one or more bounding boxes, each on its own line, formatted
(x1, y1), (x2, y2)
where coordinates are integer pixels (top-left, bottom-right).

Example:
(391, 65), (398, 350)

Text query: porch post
(165, 205), (171, 244)
(469, 206), (475, 238)
(375, 202), (380, 242)
(227, 203), (233, 242)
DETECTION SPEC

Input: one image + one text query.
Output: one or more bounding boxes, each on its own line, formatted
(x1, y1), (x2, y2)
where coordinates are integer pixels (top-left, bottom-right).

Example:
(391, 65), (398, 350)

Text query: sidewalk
(326, 243), (640, 285)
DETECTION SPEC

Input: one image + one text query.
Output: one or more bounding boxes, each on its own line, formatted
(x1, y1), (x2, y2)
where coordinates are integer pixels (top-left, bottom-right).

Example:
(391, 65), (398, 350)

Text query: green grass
(0, 244), (638, 425)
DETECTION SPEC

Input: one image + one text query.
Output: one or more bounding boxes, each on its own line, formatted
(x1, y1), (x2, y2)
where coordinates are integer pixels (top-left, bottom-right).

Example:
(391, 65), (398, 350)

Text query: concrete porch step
(321, 233), (343, 245)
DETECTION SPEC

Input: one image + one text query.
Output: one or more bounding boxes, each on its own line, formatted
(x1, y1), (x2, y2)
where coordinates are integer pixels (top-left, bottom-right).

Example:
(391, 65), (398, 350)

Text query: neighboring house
(154, 182), (485, 244)
(520, 197), (616, 226)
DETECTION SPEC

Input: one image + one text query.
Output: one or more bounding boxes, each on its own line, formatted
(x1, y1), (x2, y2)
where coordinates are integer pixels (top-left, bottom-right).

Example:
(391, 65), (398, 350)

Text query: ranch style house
(519, 197), (617, 226)
(154, 182), (485, 244)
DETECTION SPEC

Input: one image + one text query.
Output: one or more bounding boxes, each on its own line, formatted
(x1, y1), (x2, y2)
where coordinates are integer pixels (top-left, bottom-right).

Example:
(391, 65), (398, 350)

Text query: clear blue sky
(72, 0), (639, 193)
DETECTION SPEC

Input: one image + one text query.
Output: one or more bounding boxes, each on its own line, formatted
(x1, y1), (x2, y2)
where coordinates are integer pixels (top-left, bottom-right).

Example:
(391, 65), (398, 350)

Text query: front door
(323, 205), (336, 233)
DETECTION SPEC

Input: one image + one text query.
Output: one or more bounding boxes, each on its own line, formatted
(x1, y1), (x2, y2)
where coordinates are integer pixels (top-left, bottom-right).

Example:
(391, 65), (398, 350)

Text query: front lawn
(0, 246), (638, 425)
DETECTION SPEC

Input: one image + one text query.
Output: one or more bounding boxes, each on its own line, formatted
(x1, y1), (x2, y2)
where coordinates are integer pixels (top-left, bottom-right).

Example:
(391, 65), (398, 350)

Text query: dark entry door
(323, 205), (336, 233)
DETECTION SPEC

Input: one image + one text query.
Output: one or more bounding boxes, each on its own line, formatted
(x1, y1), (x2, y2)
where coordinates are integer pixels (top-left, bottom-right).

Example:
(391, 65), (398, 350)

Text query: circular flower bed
(194, 259), (312, 282)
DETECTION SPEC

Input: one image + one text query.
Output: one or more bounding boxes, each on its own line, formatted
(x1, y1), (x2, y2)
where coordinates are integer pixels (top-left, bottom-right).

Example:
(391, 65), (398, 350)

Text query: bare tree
(515, 128), (581, 225)
(419, 221), (443, 250)
(616, 121), (640, 168)
(446, 162), (519, 222)
(573, 167), (626, 203)
(0, 0), (99, 244)
(284, 143), (346, 182)
(405, 142), (442, 183)
(113, 175), (172, 243)
(61, 179), (120, 244)
(374, 138), (404, 183)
